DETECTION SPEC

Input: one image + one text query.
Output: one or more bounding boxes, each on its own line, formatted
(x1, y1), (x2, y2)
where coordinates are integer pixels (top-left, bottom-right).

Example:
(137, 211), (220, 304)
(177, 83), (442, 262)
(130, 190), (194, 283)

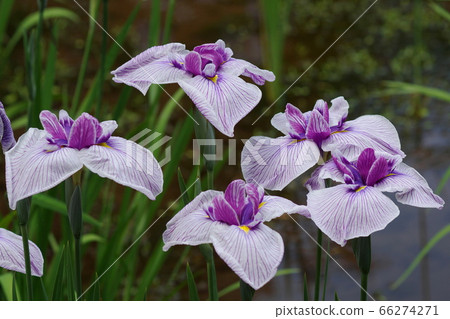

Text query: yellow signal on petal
(258, 202), (267, 209)
(355, 186), (367, 192)
(385, 173), (396, 177)
(97, 142), (111, 148)
(207, 75), (218, 84)
(239, 226), (250, 233)
(331, 130), (348, 135)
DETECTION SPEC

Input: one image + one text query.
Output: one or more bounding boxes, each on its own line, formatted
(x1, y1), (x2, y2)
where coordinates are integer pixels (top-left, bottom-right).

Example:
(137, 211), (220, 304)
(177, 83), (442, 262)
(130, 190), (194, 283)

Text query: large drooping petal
(111, 43), (191, 95)
(0, 228), (44, 277)
(0, 102), (16, 152)
(179, 73), (262, 136)
(163, 190), (221, 250)
(322, 115), (405, 160)
(5, 128), (83, 210)
(257, 196), (310, 221)
(219, 58), (275, 85)
(374, 163), (444, 209)
(211, 223), (284, 289)
(308, 184), (400, 246)
(78, 137), (163, 201)
(241, 136), (321, 190)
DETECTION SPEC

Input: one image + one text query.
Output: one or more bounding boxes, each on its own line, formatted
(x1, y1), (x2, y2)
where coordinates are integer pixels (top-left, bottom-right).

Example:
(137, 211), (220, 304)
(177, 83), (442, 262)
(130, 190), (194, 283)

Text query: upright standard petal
(328, 96), (349, 127)
(5, 128), (83, 210)
(39, 110), (67, 141)
(241, 136), (321, 190)
(257, 196), (310, 221)
(270, 112), (290, 136)
(374, 162), (444, 209)
(0, 228), (44, 277)
(211, 223), (284, 289)
(224, 179), (246, 213)
(0, 102), (16, 152)
(322, 115), (405, 160)
(68, 113), (98, 150)
(163, 190), (221, 250)
(308, 184), (400, 246)
(179, 73), (262, 136)
(96, 120), (118, 143)
(78, 137), (163, 201)
(111, 43), (191, 95)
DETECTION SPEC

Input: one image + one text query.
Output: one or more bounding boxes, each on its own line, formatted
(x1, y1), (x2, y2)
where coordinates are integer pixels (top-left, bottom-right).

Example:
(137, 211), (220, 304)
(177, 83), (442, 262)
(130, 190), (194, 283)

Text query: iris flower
(111, 39), (275, 137)
(241, 96), (405, 190)
(163, 179), (309, 289)
(5, 110), (163, 210)
(306, 148), (444, 246)
(0, 228), (43, 277)
(0, 101), (15, 152)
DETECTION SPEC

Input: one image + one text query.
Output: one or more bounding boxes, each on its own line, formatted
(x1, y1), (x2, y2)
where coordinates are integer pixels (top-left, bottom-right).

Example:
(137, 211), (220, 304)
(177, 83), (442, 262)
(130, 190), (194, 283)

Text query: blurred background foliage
(0, 0), (448, 300)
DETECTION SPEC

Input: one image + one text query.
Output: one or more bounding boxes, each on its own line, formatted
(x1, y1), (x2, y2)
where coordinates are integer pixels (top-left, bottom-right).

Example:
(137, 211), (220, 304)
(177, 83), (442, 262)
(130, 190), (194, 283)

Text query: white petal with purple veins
(270, 112), (290, 135)
(328, 96), (349, 127)
(219, 58), (275, 85)
(308, 184), (400, 246)
(0, 228), (44, 277)
(305, 160), (345, 191)
(97, 120), (118, 143)
(374, 163), (444, 209)
(78, 137), (163, 201)
(211, 223), (284, 289)
(179, 73), (262, 137)
(258, 196), (310, 221)
(241, 136), (320, 190)
(5, 128), (83, 210)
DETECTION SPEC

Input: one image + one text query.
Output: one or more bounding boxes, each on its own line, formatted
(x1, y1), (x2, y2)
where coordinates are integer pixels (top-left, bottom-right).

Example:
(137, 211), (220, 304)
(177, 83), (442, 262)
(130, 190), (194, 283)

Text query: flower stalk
(240, 279), (255, 301)
(352, 236), (371, 301)
(16, 197), (33, 300)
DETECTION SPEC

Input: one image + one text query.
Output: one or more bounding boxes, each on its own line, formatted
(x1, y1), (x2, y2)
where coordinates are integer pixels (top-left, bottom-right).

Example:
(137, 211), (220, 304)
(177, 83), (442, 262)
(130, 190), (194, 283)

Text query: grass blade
(186, 263), (199, 301)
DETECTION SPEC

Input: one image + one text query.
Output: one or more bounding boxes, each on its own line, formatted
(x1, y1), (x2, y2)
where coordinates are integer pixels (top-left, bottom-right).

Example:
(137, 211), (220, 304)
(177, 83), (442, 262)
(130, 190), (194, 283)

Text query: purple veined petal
(245, 183), (265, 204)
(0, 101), (16, 152)
(179, 73), (262, 137)
(162, 210), (217, 251)
(305, 110), (331, 145)
(68, 113), (98, 150)
(0, 228), (44, 277)
(111, 43), (191, 95)
(323, 115), (405, 160)
(39, 110), (67, 141)
(184, 51), (202, 76)
(219, 58), (276, 85)
(211, 195), (240, 226)
(285, 103), (307, 136)
(166, 190), (222, 227)
(78, 136), (163, 201)
(328, 96), (349, 127)
(224, 179), (246, 214)
(313, 99), (329, 123)
(5, 128), (83, 210)
(59, 110), (74, 137)
(241, 136), (321, 191)
(211, 223), (284, 289)
(202, 63), (216, 78)
(163, 190), (222, 250)
(305, 160), (345, 191)
(257, 195), (310, 221)
(270, 112), (290, 136)
(96, 120), (118, 144)
(356, 148), (377, 183)
(308, 184), (400, 247)
(374, 163), (444, 209)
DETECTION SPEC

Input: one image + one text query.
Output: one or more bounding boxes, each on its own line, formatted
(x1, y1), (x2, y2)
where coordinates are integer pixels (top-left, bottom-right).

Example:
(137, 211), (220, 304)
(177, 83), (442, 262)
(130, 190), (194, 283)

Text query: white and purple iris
(5, 110), (163, 210)
(163, 179), (309, 289)
(111, 39), (275, 137)
(306, 148), (444, 246)
(0, 228), (43, 277)
(241, 96), (405, 191)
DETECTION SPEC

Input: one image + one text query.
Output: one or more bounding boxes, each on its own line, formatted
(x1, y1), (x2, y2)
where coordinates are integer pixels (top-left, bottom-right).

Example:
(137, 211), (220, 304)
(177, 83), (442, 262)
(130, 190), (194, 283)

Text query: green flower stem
(66, 173), (83, 298)
(199, 244), (218, 301)
(239, 280), (255, 301)
(17, 197), (32, 300)
(314, 228), (322, 301)
(352, 236), (371, 301)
